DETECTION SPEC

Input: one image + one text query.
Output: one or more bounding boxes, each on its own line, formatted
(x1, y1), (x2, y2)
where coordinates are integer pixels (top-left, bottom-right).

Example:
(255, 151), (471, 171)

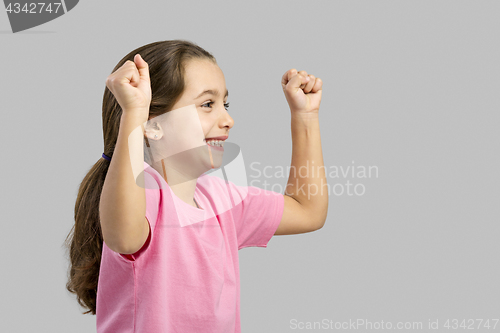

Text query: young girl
(64, 39), (328, 332)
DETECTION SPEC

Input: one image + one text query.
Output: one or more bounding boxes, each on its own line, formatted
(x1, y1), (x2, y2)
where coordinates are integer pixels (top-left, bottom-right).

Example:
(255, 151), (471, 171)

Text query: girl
(64, 39), (327, 332)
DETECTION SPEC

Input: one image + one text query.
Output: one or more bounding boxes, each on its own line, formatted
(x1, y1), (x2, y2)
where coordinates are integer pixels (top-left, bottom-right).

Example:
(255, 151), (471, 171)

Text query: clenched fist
(281, 69), (323, 114)
(105, 54), (152, 121)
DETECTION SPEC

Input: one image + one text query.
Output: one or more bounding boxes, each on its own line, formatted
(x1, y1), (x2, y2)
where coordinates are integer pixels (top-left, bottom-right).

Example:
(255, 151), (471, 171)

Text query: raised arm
(100, 112), (150, 254)
(275, 69), (329, 235)
(99, 54), (152, 254)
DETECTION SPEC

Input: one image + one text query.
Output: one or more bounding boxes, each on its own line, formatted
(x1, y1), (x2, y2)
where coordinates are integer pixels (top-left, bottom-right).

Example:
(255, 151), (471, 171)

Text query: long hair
(63, 39), (217, 315)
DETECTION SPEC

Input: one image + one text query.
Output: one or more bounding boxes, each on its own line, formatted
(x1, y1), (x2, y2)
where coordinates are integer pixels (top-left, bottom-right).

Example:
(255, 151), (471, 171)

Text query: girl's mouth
(206, 141), (224, 151)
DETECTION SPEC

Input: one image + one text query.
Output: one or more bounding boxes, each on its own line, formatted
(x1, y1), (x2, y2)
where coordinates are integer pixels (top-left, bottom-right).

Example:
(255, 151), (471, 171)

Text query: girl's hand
(281, 69), (323, 114)
(105, 54), (152, 119)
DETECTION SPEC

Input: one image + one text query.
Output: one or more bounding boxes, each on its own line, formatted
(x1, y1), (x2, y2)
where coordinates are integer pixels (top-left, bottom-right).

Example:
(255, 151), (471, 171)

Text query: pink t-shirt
(96, 161), (284, 332)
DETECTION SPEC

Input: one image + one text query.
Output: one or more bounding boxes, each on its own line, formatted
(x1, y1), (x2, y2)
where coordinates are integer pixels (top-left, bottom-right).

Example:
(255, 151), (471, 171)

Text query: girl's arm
(99, 111), (149, 254)
(276, 112), (328, 234)
(274, 69), (328, 235)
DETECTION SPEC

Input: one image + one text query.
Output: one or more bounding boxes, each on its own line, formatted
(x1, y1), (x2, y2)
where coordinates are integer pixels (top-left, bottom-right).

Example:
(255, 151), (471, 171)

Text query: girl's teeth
(207, 140), (223, 147)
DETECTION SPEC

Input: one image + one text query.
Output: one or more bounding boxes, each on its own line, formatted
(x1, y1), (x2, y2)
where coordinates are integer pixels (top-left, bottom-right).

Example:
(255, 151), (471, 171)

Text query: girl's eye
(202, 101), (230, 111)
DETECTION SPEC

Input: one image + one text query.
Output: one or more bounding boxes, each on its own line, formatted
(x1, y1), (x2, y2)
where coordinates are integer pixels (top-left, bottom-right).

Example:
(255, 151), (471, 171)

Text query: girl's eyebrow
(195, 89), (229, 99)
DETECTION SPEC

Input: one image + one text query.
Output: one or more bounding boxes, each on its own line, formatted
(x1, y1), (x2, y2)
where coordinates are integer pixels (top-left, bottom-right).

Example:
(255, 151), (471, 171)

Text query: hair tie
(102, 153), (111, 161)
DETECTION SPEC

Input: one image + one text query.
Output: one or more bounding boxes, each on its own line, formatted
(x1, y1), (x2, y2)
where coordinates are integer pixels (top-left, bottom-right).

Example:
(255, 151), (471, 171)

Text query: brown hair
(63, 39), (217, 315)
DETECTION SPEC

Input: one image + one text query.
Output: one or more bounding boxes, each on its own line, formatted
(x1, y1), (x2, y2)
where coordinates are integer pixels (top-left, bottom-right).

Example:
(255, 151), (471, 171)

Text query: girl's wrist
(121, 109), (149, 125)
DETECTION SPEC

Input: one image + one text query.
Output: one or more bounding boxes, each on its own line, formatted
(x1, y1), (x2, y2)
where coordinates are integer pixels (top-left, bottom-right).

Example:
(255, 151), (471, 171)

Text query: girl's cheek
(196, 112), (207, 126)
(199, 118), (212, 134)
(199, 113), (217, 127)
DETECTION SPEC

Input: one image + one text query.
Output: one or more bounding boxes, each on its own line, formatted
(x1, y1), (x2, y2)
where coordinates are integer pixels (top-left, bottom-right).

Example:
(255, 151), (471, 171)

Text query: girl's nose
(220, 108), (234, 129)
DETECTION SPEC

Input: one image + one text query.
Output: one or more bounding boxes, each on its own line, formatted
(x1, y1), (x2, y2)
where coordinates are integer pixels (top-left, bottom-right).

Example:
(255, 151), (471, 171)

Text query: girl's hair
(63, 39), (217, 315)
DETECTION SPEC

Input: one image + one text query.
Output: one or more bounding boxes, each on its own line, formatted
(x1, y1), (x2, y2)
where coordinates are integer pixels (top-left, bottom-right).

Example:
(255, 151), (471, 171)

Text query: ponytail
(64, 159), (109, 314)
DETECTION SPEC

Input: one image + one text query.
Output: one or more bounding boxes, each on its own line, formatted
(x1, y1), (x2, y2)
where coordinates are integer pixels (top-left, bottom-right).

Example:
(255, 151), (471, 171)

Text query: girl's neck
(153, 163), (202, 209)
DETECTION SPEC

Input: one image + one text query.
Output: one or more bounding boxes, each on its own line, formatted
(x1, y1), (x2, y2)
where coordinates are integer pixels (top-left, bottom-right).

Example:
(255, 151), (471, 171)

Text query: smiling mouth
(206, 142), (224, 151)
(204, 138), (225, 147)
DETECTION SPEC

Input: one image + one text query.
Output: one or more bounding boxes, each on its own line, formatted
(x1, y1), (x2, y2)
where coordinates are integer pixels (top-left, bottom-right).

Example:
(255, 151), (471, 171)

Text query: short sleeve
(224, 180), (285, 250)
(119, 165), (161, 261)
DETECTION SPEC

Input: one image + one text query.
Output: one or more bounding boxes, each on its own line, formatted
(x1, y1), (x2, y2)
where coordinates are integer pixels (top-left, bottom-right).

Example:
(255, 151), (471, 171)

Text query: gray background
(1, 0), (499, 332)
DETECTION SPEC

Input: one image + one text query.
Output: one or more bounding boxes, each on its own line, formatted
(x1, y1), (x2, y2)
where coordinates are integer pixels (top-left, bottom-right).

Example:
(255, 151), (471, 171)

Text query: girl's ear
(144, 122), (163, 140)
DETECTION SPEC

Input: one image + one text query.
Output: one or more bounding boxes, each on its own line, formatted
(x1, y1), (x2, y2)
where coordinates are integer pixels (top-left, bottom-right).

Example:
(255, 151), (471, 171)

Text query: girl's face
(147, 58), (234, 173)
(175, 58), (233, 140)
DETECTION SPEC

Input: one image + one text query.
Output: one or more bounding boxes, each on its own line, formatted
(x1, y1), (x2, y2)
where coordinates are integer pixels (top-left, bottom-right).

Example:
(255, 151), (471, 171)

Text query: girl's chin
(207, 160), (223, 169)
